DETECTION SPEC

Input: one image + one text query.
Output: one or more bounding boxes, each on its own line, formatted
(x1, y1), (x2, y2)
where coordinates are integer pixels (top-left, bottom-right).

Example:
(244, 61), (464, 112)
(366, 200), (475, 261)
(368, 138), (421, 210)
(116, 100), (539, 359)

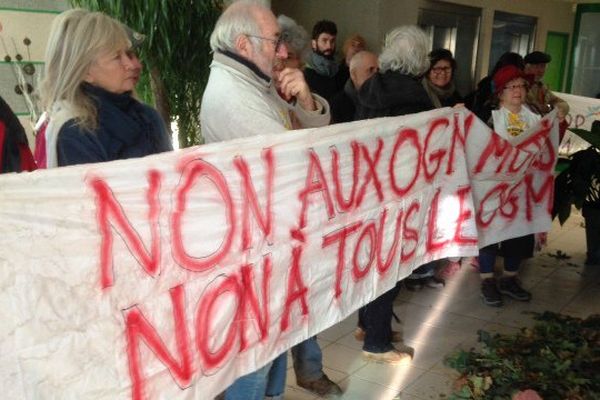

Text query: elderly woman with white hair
(354, 26), (434, 364)
(356, 25), (433, 119)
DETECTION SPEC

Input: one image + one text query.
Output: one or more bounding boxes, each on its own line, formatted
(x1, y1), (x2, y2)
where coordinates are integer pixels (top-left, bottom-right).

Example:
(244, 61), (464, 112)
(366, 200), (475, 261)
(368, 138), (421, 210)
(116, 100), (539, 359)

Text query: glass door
(418, 1), (481, 96)
(488, 11), (537, 73)
(567, 4), (600, 97)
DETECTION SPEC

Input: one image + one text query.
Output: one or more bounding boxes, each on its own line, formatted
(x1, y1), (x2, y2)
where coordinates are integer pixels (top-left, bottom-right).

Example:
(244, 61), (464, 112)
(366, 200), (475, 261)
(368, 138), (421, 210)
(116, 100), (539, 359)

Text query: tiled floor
(284, 210), (600, 399)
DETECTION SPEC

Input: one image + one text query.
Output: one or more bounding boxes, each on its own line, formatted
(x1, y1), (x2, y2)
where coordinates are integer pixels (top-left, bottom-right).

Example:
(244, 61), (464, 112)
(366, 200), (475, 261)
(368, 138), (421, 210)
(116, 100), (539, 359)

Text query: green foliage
(553, 123), (600, 224)
(69, 0), (224, 148)
(445, 312), (600, 399)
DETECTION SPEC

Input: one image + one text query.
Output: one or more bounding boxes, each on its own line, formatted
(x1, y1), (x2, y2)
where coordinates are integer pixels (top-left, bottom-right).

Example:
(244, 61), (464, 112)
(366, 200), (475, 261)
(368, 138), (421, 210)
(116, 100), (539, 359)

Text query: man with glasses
(201, 1), (329, 143)
(201, 2), (335, 399)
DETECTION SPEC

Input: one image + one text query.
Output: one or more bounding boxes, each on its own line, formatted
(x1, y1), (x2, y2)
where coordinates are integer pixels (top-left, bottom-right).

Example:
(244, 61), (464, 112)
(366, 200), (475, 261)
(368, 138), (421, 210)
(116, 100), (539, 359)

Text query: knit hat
(492, 65), (526, 94)
(524, 51), (551, 65)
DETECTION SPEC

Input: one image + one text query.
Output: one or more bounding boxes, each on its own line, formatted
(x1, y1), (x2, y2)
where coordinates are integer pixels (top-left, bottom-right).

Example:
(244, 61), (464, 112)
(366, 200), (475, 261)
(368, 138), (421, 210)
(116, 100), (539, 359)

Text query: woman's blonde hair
(41, 9), (130, 130)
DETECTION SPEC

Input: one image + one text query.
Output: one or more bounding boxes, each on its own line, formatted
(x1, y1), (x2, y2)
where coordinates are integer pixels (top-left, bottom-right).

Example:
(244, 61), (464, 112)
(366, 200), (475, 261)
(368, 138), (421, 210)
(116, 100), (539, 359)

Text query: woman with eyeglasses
(421, 48), (463, 108)
(40, 9), (172, 168)
(478, 65), (541, 307)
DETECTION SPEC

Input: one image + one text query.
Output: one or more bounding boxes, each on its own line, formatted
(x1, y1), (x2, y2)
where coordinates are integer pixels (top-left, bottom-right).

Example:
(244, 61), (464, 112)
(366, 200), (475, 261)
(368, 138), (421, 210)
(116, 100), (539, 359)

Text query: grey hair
(277, 14), (308, 55)
(379, 26), (430, 76)
(209, 0), (266, 53)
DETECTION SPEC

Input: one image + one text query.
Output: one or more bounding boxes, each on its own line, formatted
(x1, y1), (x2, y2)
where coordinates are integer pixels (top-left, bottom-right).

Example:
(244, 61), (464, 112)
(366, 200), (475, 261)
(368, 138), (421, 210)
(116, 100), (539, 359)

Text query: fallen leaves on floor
(444, 312), (600, 399)
(547, 250), (571, 260)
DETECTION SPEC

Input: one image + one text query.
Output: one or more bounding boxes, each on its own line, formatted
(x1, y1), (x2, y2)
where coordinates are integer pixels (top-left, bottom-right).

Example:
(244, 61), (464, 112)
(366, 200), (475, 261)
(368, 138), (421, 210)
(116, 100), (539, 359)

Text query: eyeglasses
(431, 66), (452, 74)
(504, 83), (527, 91)
(246, 34), (285, 52)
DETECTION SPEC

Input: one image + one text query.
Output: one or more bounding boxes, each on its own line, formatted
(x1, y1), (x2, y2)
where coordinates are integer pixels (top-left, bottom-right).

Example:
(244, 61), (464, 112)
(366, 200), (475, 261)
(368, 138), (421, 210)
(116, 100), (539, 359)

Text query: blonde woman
(40, 9), (171, 168)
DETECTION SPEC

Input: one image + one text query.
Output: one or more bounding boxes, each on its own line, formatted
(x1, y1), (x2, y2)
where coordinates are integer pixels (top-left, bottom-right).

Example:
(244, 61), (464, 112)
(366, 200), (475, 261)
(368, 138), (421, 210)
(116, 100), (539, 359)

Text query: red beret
(492, 65), (526, 94)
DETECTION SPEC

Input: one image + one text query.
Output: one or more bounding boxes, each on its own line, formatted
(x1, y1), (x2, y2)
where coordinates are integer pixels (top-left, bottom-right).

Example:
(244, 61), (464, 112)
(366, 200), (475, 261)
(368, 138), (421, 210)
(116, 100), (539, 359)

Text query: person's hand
(453, 103), (465, 109)
(275, 68), (316, 111)
(535, 232), (547, 251)
(557, 108), (566, 122)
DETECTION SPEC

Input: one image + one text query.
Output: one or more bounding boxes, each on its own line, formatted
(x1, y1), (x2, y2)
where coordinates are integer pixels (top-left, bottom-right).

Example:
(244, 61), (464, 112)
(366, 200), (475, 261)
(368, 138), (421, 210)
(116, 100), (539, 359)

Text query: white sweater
(200, 52), (330, 144)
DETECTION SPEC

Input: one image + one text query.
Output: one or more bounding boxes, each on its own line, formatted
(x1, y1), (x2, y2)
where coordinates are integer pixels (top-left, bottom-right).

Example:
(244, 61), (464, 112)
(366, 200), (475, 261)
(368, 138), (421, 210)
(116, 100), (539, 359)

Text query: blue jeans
(291, 336), (323, 381)
(225, 352), (287, 400)
(479, 251), (520, 274)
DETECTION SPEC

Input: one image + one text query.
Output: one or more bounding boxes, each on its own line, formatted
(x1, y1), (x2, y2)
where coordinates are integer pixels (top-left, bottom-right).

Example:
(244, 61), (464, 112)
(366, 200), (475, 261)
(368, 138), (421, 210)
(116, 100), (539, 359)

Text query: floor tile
(402, 371), (455, 399)
(321, 343), (368, 375)
(352, 361), (426, 391)
(337, 376), (406, 400)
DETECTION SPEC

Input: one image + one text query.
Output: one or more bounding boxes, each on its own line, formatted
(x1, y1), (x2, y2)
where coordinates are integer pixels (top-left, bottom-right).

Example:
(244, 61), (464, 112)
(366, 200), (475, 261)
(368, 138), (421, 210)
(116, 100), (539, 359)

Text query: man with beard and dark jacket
(330, 50), (378, 123)
(304, 20), (347, 103)
(354, 25), (433, 364)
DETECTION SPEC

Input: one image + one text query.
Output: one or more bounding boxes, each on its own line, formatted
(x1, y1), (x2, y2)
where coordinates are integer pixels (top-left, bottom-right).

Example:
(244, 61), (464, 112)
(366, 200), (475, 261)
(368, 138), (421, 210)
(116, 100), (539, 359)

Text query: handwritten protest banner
(556, 92), (600, 155)
(0, 107), (557, 399)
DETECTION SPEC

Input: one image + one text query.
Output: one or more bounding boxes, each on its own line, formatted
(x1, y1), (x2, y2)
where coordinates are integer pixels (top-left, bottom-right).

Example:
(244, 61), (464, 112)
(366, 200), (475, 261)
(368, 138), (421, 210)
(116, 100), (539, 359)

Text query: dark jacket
(464, 76), (494, 123)
(0, 95), (36, 173)
(439, 90), (463, 108)
(304, 67), (347, 105)
(57, 84), (172, 167)
(330, 79), (358, 124)
(355, 71), (434, 120)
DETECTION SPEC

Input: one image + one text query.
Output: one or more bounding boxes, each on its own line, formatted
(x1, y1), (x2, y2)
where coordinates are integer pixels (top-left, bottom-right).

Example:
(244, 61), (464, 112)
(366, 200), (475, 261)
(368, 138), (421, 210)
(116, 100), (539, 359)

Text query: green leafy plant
(553, 122), (600, 225)
(445, 312), (600, 399)
(70, 0), (224, 148)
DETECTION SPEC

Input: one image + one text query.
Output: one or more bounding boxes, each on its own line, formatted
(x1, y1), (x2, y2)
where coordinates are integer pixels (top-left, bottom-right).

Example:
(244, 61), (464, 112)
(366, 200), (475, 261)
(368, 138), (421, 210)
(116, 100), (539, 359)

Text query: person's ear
(311, 39), (317, 51)
(236, 34), (252, 58)
(83, 67), (95, 84)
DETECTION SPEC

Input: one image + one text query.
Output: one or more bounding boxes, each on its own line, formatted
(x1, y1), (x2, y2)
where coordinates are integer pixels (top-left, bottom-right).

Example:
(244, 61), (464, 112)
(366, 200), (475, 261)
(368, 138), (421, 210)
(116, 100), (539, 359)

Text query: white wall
(0, 1), (68, 146)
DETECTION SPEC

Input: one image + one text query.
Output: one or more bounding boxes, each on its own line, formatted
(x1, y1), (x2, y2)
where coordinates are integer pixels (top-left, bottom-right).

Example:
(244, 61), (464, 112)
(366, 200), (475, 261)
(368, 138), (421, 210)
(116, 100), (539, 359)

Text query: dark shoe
(404, 278), (424, 291)
(424, 276), (445, 289)
(297, 374), (342, 397)
(481, 278), (503, 307)
(498, 276), (531, 301)
(353, 327), (402, 343)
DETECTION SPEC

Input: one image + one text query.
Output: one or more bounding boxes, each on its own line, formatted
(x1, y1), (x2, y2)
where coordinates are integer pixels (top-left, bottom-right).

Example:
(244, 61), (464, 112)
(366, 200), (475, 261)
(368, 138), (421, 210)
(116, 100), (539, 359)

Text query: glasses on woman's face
(431, 66), (452, 75)
(504, 83), (527, 91)
(246, 34), (285, 52)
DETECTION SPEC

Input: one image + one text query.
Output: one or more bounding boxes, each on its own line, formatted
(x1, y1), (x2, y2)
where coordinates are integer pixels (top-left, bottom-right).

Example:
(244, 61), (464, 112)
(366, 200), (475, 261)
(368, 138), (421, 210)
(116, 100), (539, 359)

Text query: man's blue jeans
(224, 352), (287, 400)
(291, 336), (323, 381)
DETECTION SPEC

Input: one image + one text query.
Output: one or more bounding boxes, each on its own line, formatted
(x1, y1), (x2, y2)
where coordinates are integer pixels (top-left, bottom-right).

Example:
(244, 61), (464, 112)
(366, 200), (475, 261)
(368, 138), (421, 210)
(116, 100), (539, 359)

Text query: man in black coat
(354, 25), (434, 365)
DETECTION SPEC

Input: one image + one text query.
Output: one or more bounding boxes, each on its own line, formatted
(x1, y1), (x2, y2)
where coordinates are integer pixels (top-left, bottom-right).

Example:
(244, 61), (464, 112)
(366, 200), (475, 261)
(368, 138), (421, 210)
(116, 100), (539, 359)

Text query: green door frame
(566, 3), (600, 93)
(545, 31), (569, 91)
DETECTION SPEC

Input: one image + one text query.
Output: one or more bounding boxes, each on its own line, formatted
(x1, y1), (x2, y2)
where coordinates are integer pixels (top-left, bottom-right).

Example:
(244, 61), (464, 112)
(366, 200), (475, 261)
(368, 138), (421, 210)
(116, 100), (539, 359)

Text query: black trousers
(359, 282), (402, 353)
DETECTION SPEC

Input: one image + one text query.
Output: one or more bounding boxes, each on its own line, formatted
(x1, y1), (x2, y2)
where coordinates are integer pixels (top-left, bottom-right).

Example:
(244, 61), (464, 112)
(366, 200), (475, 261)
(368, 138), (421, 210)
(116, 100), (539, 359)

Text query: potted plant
(553, 121), (600, 265)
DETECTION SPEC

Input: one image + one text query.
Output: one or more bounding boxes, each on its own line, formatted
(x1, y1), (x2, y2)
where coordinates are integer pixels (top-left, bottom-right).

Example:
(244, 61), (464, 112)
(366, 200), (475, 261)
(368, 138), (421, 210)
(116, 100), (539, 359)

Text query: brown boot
(296, 373), (342, 397)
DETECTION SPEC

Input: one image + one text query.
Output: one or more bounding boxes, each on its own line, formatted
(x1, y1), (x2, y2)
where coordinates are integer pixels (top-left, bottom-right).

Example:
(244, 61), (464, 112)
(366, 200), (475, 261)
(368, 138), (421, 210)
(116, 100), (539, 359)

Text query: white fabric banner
(555, 92), (600, 155)
(0, 107), (557, 399)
